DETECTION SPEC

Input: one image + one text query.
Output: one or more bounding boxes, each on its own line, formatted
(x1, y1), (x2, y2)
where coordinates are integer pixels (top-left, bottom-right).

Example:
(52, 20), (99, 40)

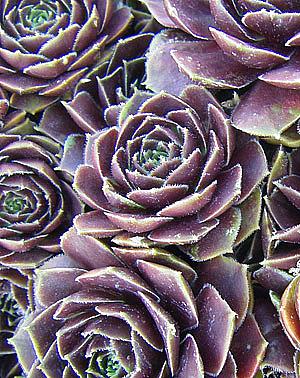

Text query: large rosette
(142, 0), (300, 90)
(10, 228), (267, 377)
(0, 134), (82, 269)
(74, 85), (268, 260)
(141, 1), (300, 145)
(0, 0), (132, 97)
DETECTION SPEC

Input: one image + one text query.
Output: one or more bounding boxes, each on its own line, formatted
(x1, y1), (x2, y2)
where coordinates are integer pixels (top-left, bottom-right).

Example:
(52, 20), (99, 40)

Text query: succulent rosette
(0, 0), (133, 97)
(141, 1), (300, 145)
(0, 265), (33, 377)
(0, 134), (83, 269)
(253, 266), (300, 376)
(73, 85), (268, 261)
(10, 228), (267, 377)
(260, 147), (300, 269)
(142, 0), (300, 89)
(0, 291), (23, 377)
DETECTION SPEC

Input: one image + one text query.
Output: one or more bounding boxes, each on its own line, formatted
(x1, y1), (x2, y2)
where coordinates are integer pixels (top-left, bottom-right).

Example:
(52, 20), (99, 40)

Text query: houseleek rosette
(73, 85), (268, 261)
(0, 265), (33, 378)
(254, 266), (300, 375)
(0, 291), (23, 377)
(0, 134), (82, 269)
(261, 147), (300, 269)
(142, 0), (300, 89)
(10, 228), (267, 377)
(142, 1), (300, 145)
(0, 0), (132, 97)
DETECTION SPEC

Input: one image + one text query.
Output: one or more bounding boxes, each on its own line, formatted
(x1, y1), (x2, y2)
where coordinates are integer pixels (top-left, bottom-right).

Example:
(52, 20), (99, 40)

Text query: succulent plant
(142, 0), (300, 88)
(0, 265), (32, 378)
(141, 1), (300, 145)
(73, 85), (268, 261)
(0, 291), (23, 377)
(0, 0), (133, 97)
(10, 227), (267, 377)
(261, 147), (300, 269)
(254, 266), (299, 376)
(0, 133), (83, 269)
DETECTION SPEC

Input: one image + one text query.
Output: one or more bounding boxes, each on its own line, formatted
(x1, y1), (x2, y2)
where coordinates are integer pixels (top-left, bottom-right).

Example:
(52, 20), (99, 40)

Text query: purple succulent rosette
(0, 134), (83, 269)
(142, 0), (300, 89)
(73, 85), (268, 261)
(0, 0), (133, 97)
(10, 228), (267, 377)
(261, 147), (300, 270)
(0, 266), (33, 378)
(254, 266), (300, 376)
(141, 1), (300, 145)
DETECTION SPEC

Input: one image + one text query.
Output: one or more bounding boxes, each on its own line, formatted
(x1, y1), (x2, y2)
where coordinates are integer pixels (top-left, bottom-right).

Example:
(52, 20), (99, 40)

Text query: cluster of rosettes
(2, 1), (300, 377)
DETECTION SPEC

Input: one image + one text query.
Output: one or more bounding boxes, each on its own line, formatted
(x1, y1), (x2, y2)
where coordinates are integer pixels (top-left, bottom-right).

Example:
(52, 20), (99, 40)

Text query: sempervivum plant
(0, 134), (82, 269)
(253, 266), (300, 376)
(142, 0), (300, 89)
(0, 291), (23, 377)
(0, 265), (33, 378)
(73, 85), (268, 261)
(261, 147), (300, 269)
(10, 228), (267, 377)
(141, 1), (300, 145)
(0, 0), (133, 97)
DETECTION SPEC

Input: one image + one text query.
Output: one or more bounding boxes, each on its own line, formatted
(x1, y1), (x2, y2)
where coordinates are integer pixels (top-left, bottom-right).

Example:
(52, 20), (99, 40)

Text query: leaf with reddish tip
(149, 216), (219, 245)
(137, 260), (198, 330)
(77, 266), (158, 300)
(94, 128), (118, 180)
(235, 187), (262, 245)
(185, 207), (241, 261)
(105, 212), (173, 233)
(260, 51), (300, 89)
(254, 266), (292, 295)
(210, 28), (289, 69)
(194, 256), (249, 330)
(35, 267), (86, 307)
(280, 276), (300, 349)
(231, 314), (268, 378)
(139, 292), (180, 375)
(171, 41), (260, 89)
(112, 246), (197, 284)
(128, 185), (189, 210)
(74, 210), (122, 237)
(62, 91), (104, 133)
(197, 165), (242, 223)
(232, 81), (300, 138)
(61, 227), (123, 270)
(145, 30), (194, 96)
(230, 140), (268, 204)
(158, 181), (217, 217)
(163, 0), (215, 39)
(96, 302), (163, 350)
(176, 334), (204, 378)
(193, 284), (236, 376)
